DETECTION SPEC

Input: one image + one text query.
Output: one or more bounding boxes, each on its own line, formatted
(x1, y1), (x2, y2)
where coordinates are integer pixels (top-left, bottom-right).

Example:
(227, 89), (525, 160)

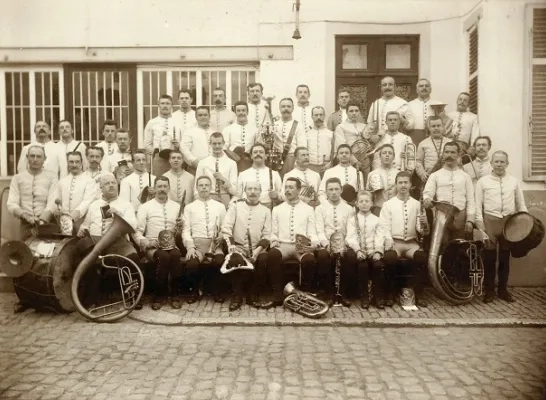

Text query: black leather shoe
(375, 299), (385, 309)
(186, 292), (198, 304)
(170, 297), (183, 309)
(341, 298), (352, 307)
(134, 302), (143, 310)
(151, 298), (162, 311)
(229, 297), (243, 311)
(483, 292), (495, 303)
(498, 291), (515, 303)
(214, 296), (226, 304)
(261, 300), (283, 309)
(384, 298), (394, 307)
(416, 298), (428, 308)
(360, 298), (370, 309)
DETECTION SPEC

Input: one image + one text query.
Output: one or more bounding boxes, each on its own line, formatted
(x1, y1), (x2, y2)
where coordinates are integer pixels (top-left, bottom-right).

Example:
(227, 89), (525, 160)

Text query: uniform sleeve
(474, 178), (485, 224)
(346, 213), (360, 253)
(39, 176), (59, 221)
(327, 113), (335, 131)
(367, 101), (376, 124)
(58, 151), (68, 178)
(273, 171), (282, 192)
(121, 202), (137, 230)
(464, 173), (476, 224)
(182, 205), (195, 250)
(259, 207), (272, 248)
(218, 202), (227, 226)
(315, 206), (327, 243)
(295, 124), (307, 150)
(194, 161), (205, 199)
(317, 170), (328, 204)
(415, 142), (426, 179)
(377, 203), (393, 252)
(17, 147), (28, 173)
(307, 208), (319, 245)
(181, 131), (197, 165)
(79, 202), (93, 232)
(80, 143), (89, 171)
(515, 180), (528, 213)
(471, 116), (480, 145)
(119, 177), (131, 204)
(227, 161), (238, 196)
(221, 202), (237, 244)
(373, 218), (384, 255)
(237, 172), (245, 198)
(399, 103), (413, 130)
(133, 204), (148, 246)
(6, 175), (23, 218)
(423, 172), (437, 201)
(144, 120), (154, 154)
(221, 126), (231, 150)
(75, 177), (97, 216)
(270, 206), (279, 243)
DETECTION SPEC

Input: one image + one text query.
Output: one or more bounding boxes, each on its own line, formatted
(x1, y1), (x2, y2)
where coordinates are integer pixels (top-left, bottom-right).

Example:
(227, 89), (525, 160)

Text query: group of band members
(7, 76), (528, 313)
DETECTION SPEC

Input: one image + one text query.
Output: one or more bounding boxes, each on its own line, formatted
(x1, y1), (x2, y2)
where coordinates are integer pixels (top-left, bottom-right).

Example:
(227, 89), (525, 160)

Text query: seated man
(134, 176), (183, 310)
(377, 171), (428, 307)
(315, 177), (354, 306)
(182, 176), (227, 303)
(281, 147), (321, 206)
(346, 190), (385, 309)
(267, 177), (318, 307)
(221, 182), (272, 310)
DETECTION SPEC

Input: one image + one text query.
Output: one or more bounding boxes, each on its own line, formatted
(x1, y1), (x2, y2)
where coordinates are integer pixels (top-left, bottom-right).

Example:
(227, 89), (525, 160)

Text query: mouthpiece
(55, 199), (62, 206)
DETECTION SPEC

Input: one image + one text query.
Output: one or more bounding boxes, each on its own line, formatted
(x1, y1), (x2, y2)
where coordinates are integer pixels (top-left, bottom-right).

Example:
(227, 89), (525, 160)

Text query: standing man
(196, 132), (238, 208)
(119, 149), (156, 211)
(134, 176), (183, 310)
(237, 144), (282, 210)
(274, 98), (307, 177)
(144, 94), (182, 176)
(101, 128), (133, 173)
(464, 136), (493, 185)
(8, 146), (58, 238)
(475, 151), (528, 303)
(18, 121), (67, 178)
(415, 116), (447, 186)
(56, 120), (88, 170)
(319, 144), (364, 204)
(306, 106), (344, 174)
(367, 76), (413, 136)
(210, 87), (236, 132)
(315, 178), (355, 306)
(294, 84), (314, 133)
(84, 146), (104, 199)
(163, 150), (195, 207)
(447, 92), (480, 155)
(182, 176), (227, 303)
(282, 147), (322, 206)
(423, 141), (475, 243)
(407, 78), (437, 146)
(366, 144), (399, 210)
(181, 106), (215, 175)
(95, 120), (119, 157)
(334, 101), (373, 148)
(221, 182), (272, 310)
(267, 177), (318, 306)
(247, 83), (267, 130)
(371, 112), (414, 171)
(222, 101), (258, 159)
(327, 89), (364, 131)
(172, 89), (197, 134)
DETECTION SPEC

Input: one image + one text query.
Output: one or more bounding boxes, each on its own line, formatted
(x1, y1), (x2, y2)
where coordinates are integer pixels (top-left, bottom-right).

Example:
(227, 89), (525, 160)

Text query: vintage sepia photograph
(0, 0), (545, 399)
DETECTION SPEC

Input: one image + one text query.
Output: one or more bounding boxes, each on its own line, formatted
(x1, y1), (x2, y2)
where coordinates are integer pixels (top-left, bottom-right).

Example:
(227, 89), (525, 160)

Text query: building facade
(1, 0), (545, 285)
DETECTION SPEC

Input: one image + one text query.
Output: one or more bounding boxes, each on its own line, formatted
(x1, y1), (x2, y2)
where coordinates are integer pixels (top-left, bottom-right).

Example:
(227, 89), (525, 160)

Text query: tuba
(429, 101), (453, 135)
(427, 201), (484, 305)
(70, 213), (144, 322)
(283, 281), (329, 318)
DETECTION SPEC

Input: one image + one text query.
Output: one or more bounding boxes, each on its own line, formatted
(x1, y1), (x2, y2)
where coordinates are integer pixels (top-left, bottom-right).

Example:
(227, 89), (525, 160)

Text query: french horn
(283, 281), (329, 319)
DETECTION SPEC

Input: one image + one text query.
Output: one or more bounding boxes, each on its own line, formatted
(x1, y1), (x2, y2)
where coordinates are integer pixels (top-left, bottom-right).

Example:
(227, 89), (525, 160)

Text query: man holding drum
(475, 151), (528, 303)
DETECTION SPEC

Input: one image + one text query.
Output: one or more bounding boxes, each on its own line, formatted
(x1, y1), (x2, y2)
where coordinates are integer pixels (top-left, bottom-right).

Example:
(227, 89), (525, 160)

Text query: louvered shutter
(530, 8), (546, 179)
(468, 26), (478, 114)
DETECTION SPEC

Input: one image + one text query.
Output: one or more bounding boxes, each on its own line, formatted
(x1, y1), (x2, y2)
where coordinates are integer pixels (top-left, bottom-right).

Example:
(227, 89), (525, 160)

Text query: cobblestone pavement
(0, 310), (545, 400)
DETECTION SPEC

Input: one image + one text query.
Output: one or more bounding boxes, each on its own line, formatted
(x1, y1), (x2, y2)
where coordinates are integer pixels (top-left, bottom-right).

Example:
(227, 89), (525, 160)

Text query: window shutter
(468, 26), (479, 115)
(533, 8), (546, 58)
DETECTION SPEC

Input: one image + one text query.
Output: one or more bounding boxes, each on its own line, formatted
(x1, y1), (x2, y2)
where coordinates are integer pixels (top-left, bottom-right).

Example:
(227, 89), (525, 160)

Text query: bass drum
(14, 236), (81, 313)
(503, 212), (545, 258)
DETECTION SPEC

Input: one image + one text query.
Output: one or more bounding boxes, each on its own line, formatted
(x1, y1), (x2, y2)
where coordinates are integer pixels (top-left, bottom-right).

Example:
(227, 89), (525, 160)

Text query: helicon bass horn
(283, 282), (329, 319)
(427, 201), (484, 305)
(71, 213), (144, 322)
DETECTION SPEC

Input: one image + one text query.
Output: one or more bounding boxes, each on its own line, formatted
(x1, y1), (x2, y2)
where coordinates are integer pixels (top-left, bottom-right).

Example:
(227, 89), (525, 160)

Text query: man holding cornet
(371, 111), (414, 171)
(119, 149), (156, 211)
(134, 176), (183, 310)
(182, 176), (227, 303)
(221, 182), (272, 311)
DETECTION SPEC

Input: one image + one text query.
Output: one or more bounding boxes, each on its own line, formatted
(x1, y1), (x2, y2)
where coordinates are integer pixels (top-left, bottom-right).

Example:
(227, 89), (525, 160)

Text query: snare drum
(13, 236), (81, 313)
(502, 212), (545, 258)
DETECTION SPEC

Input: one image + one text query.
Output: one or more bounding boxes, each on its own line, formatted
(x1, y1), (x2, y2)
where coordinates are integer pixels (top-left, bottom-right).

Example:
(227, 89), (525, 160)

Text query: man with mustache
(222, 101), (258, 168)
(134, 176), (183, 310)
(44, 151), (96, 234)
(221, 182), (272, 310)
(407, 79), (440, 146)
(237, 143), (282, 210)
(144, 94), (182, 176)
(423, 141), (475, 243)
(447, 92), (480, 156)
(475, 151), (528, 303)
(371, 111), (414, 171)
(17, 121), (67, 178)
(315, 178), (355, 306)
(415, 116), (447, 185)
(163, 150), (195, 207)
(119, 149), (156, 211)
(84, 146), (105, 199)
(327, 90), (365, 132)
(267, 177), (319, 307)
(95, 120), (119, 157)
(172, 89), (197, 134)
(367, 76), (413, 136)
(210, 87), (236, 132)
(463, 136), (493, 185)
(181, 106), (215, 176)
(246, 83), (268, 130)
(196, 132), (238, 208)
(306, 106), (345, 174)
(8, 146), (58, 239)
(273, 98), (307, 177)
(282, 147), (321, 206)
(366, 144), (399, 211)
(55, 120), (89, 171)
(294, 84), (314, 133)
(182, 176), (227, 303)
(101, 128), (134, 174)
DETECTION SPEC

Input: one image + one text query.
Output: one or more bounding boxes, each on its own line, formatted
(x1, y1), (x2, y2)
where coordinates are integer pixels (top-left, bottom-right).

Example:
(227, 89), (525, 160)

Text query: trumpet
(205, 216), (221, 260)
(401, 142), (417, 172)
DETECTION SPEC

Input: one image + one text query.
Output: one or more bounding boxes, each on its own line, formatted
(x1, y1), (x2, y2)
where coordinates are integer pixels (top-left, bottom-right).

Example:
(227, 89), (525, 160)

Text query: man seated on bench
(182, 176), (227, 304)
(267, 177), (319, 307)
(134, 176), (183, 311)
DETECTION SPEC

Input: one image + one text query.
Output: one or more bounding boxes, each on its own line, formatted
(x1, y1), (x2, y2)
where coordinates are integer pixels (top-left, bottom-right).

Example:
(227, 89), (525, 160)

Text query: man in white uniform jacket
(55, 120), (88, 171)
(181, 106), (215, 176)
(120, 149), (156, 211)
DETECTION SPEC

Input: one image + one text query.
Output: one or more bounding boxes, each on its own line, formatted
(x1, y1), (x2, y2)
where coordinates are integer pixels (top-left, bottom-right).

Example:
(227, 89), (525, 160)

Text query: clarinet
(215, 158), (222, 197)
(247, 228), (253, 258)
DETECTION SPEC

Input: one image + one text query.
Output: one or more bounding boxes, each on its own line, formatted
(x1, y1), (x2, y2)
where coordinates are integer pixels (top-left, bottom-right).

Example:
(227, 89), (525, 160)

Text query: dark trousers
(357, 258), (386, 301)
(186, 254), (226, 297)
(152, 248), (183, 297)
(229, 253), (268, 299)
(267, 248), (315, 301)
(315, 248), (357, 296)
(384, 249), (427, 300)
(483, 249), (511, 294)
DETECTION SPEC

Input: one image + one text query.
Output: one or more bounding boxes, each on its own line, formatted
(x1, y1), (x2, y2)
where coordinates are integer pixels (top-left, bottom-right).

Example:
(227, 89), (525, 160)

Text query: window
(0, 67), (64, 177)
(468, 24), (479, 115)
(526, 6), (546, 180)
(137, 66), (257, 147)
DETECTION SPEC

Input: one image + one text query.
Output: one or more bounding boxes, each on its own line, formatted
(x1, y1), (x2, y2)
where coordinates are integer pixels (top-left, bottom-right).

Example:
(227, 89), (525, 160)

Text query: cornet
(401, 142), (417, 172)
(205, 216), (221, 260)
